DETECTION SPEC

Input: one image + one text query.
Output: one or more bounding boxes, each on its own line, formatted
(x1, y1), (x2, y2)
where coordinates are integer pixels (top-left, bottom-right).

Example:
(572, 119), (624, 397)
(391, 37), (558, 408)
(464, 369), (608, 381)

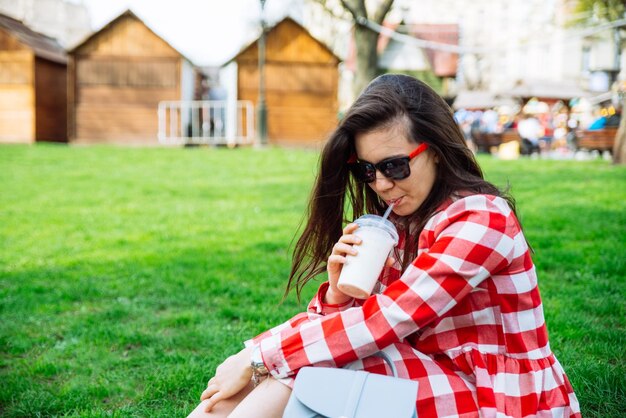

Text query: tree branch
(372, 0), (395, 25)
(340, 0), (367, 20)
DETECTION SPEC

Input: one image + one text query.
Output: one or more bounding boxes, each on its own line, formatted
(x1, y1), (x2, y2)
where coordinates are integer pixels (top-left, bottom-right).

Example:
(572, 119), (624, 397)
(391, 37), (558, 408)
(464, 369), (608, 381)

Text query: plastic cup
(337, 214), (399, 299)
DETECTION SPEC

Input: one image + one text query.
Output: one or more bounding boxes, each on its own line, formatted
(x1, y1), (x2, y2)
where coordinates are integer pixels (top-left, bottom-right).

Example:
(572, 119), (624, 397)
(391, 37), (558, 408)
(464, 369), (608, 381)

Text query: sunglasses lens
(381, 158), (411, 180)
(350, 162), (376, 183)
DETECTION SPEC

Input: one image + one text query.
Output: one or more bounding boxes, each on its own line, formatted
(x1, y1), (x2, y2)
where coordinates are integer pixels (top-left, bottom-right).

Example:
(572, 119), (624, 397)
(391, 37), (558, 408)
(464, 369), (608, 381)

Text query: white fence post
(157, 100), (255, 146)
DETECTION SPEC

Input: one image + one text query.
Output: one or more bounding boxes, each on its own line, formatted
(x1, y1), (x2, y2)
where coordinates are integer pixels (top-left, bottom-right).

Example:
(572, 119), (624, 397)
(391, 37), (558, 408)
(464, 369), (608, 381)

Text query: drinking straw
(381, 201), (396, 222)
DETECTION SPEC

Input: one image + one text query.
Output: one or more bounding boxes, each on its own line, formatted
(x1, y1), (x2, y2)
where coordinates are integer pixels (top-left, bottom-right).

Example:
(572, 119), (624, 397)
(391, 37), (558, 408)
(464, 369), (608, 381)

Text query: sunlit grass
(0, 144), (624, 416)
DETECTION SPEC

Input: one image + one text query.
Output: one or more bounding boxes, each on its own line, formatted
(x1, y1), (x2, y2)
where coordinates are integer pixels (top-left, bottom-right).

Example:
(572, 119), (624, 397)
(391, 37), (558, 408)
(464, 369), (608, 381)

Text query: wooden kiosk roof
(0, 13), (67, 64)
(227, 17), (341, 65)
(70, 9), (194, 64)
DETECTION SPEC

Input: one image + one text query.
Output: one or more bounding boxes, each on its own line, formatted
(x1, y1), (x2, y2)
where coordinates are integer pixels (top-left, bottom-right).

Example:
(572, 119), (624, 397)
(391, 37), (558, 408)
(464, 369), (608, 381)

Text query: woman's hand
(200, 346), (254, 412)
(326, 223), (394, 304)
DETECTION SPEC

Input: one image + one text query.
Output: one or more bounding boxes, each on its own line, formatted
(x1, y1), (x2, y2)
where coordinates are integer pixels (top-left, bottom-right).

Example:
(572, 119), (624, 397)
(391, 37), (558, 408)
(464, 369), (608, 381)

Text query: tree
(341, 0), (395, 96)
(574, 0), (626, 23)
(574, 0), (626, 164)
(314, 0), (395, 97)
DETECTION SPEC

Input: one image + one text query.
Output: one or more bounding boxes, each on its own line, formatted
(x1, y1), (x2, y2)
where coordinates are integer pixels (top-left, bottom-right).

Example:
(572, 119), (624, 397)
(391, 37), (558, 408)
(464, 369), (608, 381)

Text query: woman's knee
(186, 382), (255, 418)
(187, 400), (222, 418)
(228, 377), (292, 418)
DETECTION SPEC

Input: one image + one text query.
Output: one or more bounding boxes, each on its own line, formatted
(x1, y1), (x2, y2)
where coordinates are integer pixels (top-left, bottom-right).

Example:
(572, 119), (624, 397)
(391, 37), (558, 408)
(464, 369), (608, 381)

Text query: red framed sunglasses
(347, 143), (429, 183)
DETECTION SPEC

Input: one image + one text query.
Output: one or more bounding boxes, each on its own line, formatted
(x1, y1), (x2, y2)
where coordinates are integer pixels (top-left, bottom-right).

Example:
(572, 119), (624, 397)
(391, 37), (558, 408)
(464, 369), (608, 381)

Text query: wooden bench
(501, 130), (521, 143)
(471, 130), (522, 154)
(577, 128), (617, 153)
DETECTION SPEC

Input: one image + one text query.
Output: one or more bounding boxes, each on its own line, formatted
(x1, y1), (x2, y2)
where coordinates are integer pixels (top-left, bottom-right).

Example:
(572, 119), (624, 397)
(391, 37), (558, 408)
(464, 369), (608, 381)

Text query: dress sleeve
(244, 283), (359, 349)
(259, 195), (518, 379)
(307, 281), (360, 315)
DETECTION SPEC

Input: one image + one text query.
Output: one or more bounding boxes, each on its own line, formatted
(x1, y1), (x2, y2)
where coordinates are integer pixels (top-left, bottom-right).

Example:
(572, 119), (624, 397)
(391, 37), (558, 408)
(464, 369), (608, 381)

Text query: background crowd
(454, 97), (621, 159)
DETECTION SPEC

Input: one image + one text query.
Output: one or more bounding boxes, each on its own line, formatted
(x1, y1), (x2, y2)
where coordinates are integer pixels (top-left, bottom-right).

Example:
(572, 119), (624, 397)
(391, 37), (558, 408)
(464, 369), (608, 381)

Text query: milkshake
(337, 214), (399, 299)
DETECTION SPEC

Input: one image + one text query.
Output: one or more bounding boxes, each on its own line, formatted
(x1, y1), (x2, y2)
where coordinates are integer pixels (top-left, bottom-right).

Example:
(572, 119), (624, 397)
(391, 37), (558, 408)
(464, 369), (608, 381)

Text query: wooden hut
(230, 17), (340, 145)
(69, 10), (197, 144)
(0, 13), (67, 143)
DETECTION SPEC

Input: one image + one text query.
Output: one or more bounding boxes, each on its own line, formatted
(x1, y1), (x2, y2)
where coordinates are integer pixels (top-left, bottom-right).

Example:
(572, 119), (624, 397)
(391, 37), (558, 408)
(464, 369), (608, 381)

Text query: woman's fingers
(327, 223), (362, 286)
(328, 254), (347, 265)
(203, 391), (226, 413)
(337, 234), (361, 247)
(200, 384), (219, 401)
(342, 223), (359, 234)
(335, 228), (361, 245)
(329, 224), (361, 258)
(332, 242), (358, 256)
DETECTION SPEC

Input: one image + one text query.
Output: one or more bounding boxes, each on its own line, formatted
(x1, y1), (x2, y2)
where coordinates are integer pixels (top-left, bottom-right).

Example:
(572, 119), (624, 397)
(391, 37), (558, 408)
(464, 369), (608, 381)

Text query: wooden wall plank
(0, 85), (33, 109)
(267, 107), (337, 141)
(75, 106), (159, 142)
(0, 111), (33, 142)
(76, 58), (179, 88)
(77, 86), (178, 106)
(239, 63), (336, 92)
(0, 82), (34, 142)
(0, 51), (32, 84)
(239, 90), (337, 108)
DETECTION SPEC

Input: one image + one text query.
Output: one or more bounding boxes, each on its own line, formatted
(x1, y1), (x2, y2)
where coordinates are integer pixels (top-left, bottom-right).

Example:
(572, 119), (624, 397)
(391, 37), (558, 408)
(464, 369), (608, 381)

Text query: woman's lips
(387, 196), (403, 206)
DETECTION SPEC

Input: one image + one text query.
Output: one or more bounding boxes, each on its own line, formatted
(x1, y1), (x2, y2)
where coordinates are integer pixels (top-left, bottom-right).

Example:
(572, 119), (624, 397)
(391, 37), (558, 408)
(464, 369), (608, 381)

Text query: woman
(188, 74), (580, 417)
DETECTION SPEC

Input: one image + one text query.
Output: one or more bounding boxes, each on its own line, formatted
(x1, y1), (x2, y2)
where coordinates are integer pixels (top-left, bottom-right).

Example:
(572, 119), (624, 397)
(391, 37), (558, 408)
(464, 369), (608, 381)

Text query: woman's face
(354, 123), (438, 216)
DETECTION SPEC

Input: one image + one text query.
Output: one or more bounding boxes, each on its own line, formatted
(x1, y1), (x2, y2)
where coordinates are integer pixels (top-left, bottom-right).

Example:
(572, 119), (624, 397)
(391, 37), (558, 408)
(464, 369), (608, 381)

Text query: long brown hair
(286, 74), (518, 299)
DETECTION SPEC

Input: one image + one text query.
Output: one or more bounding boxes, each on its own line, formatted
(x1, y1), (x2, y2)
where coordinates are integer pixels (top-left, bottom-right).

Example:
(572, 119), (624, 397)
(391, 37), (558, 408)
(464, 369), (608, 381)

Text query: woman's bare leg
(186, 382), (255, 418)
(186, 378), (291, 418)
(228, 377), (292, 418)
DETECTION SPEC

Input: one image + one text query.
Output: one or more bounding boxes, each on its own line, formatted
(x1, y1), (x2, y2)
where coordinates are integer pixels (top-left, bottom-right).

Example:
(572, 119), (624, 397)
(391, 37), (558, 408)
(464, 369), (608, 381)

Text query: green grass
(1, 144), (624, 417)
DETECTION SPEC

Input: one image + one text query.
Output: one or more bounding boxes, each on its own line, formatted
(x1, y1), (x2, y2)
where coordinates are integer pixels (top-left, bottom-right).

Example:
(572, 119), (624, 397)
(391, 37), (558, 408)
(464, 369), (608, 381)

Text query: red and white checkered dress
(247, 194), (581, 417)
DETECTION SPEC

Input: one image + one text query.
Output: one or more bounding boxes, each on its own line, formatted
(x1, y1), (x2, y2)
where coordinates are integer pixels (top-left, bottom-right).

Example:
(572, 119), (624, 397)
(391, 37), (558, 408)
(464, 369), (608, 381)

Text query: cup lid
(354, 214), (399, 245)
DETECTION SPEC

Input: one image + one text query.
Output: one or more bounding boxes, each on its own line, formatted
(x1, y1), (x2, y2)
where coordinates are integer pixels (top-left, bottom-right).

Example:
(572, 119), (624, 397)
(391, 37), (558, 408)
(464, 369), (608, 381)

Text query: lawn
(1, 144), (624, 417)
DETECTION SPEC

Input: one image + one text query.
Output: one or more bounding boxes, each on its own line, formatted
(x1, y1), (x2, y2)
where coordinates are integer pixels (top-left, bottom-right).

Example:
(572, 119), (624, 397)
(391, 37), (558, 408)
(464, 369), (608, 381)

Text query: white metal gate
(158, 100), (255, 146)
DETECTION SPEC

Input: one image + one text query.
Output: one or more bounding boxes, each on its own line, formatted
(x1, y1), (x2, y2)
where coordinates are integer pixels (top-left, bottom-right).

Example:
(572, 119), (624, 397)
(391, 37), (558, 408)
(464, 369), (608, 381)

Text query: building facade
(0, 13), (67, 143)
(69, 10), (197, 144)
(401, 0), (623, 97)
(227, 17), (340, 146)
